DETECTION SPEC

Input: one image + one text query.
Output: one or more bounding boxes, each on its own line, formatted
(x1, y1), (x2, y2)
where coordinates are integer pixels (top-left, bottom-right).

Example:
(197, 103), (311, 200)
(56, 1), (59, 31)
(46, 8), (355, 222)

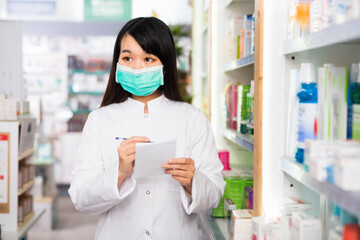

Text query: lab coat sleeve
(179, 110), (226, 214)
(68, 111), (136, 215)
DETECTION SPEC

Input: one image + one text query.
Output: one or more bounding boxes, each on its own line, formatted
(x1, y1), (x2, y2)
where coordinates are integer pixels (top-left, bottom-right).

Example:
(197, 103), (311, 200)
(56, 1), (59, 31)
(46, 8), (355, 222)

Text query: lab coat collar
(126, 94), (166, 114)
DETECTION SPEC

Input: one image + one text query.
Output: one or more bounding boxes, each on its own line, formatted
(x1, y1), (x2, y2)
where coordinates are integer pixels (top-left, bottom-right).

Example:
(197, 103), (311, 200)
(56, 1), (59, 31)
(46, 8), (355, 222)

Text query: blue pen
(115, 137), (127, 141)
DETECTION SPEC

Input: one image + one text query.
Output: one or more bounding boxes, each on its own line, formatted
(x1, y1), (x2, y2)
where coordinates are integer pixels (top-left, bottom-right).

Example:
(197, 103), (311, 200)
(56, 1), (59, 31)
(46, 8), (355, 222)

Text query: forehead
(120, 34), (144, 53)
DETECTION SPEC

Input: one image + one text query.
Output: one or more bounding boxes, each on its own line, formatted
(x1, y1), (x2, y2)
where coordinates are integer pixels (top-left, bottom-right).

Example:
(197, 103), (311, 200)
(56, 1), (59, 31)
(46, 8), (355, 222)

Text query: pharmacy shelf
(69, 69), (110, 76)
(18, 148), (34, 161)
(281, 157), (360, 216)
(283, 18), (360, 54)
(225, 0), (254, 8)
(224, 54), (254, 72)
(68, 91), (104, 96)
(2, 207), (46, 240)
(223, 128), (254, 153)
(198, 212), (229, 240)
(18, 180), (34, 196)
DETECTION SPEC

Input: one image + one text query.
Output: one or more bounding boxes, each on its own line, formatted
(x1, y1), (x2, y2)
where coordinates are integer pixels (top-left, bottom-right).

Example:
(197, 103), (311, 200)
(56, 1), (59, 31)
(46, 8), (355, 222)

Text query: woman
(68, 17), (226, 240)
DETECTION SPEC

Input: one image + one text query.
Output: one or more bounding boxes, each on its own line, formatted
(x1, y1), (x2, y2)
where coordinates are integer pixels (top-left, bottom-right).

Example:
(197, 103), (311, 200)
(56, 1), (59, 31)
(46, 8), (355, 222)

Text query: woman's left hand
(162, 158), (195, 195)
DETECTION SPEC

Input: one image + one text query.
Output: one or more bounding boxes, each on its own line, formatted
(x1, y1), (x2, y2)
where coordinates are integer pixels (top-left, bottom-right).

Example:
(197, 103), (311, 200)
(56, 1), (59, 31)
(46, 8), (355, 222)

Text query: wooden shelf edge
(18, 179), (34, 196)
(18, 148), (34, 161)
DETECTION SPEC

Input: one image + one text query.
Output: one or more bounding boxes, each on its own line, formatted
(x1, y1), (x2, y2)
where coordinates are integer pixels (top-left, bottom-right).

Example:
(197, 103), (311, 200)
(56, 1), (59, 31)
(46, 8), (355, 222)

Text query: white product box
(19, 118), (36, 155)
(229, 17), (243, 61)
(19, 101), (30, 115)
(250, 14), (255, 54)
(0, 99), (19, 120)
(328, 67), (348, 141)
(334, 142), (360, 191)
(288, 1), (301, 39)
(328, 230), (342, 240)
(276, 197), (312, 240)
(243, 14), (252, 57)
(230, 209), (253, 240)
(292, 212), (321, 240)
(252, 216), (283, 240)
(305, 140), (335, 181)
(317, 65), (330, 141)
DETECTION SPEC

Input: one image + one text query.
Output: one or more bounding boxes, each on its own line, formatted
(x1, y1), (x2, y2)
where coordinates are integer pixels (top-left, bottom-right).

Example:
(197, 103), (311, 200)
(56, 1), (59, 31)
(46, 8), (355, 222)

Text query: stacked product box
(244, 186), (253, 209)
(276, 197), (313, 240)
(292, 211), (322, 240)
(0, 94), (30, 120)
(305, 140), (360, 191)
(211, 173), (253, 217)
(230, 209), (253, 240)
(251, 216), (283, 240)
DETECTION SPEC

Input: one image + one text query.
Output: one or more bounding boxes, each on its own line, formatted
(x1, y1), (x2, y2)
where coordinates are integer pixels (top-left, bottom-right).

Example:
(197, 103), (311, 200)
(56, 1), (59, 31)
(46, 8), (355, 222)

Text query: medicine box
(291, 211), (322, 240)
(328, 67), (348, 141)
(252, 216), (283, 240)
(276, 197), (312, 240)
(305, 140), (335, 181)
(211, 175), (253, 217)
(244, 186), (253, 209)
(230, 209), (253, 240)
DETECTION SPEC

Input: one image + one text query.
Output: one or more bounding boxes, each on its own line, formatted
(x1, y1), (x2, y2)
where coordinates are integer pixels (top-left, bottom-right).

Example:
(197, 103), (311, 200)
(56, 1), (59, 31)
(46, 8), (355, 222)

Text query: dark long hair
(101, 17), (184, 107)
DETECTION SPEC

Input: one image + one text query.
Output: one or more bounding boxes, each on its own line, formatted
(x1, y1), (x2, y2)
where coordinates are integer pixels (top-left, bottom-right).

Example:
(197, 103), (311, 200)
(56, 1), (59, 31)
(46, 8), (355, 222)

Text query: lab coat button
(146, 231), (150, 235)
(146, 190), (150, 195)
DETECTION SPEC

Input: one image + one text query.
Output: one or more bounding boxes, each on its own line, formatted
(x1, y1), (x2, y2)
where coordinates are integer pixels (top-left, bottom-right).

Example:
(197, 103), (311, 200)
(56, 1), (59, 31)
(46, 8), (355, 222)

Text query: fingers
(118, 136), (150, 157)
(162, 158), (195, 188)
(162, 163), (195, 172)
(125, 136), (150, 143)
(168, 158), (193, 164)
(172, 176), (192, 186)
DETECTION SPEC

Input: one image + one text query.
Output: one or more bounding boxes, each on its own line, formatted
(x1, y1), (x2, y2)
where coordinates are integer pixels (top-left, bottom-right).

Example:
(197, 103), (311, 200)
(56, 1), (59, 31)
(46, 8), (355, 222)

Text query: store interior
(1, 0), (360, 239)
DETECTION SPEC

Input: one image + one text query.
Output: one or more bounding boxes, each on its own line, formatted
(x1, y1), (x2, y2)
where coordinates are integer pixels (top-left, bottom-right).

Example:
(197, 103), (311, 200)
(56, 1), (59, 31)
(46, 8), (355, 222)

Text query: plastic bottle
(351, 63), (360, 140)
(329, 204), (341, 231)
(347, 63), (359, 139)
(296, 0), (311, 37)
(328, 204), (343, 239)
(295, 63), (318, 164)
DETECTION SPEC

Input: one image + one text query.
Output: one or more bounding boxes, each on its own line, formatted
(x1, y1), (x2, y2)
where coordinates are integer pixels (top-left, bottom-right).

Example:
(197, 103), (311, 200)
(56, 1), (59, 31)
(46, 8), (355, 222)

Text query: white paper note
(133, 139), (176, 178)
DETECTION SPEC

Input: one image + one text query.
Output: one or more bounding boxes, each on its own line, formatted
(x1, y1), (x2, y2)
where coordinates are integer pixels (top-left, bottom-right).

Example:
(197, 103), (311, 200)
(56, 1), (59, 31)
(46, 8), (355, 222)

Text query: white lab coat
(68, 94), (226, 240)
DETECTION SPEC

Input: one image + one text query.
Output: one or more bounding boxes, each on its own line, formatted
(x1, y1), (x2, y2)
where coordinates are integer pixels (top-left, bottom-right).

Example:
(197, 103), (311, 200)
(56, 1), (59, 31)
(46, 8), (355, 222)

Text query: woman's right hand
(117, 136), (150, 187)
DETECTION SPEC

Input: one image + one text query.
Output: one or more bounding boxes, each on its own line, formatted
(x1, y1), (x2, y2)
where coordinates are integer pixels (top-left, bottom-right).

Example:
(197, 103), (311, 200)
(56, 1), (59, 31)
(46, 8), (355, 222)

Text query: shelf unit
(0, 118), (38, 234)
(2, 207), (46, 240)
(283, 18), (360, 55)
(18, 148), (34, 161)
(191, 0), (263, 237)
(260, 0), (360, 238)
(18, 180), (34, 196)
(208, 0), (262, 216)
(222, 128), (254, 153)
(224, 54), (255, 72)
(198, 212), (229, 240)
(281, 157), (360, 217)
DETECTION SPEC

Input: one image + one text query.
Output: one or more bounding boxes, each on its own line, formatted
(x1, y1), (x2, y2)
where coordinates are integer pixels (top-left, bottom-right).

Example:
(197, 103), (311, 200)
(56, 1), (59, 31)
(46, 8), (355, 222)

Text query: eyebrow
(121, 49), (131, 53)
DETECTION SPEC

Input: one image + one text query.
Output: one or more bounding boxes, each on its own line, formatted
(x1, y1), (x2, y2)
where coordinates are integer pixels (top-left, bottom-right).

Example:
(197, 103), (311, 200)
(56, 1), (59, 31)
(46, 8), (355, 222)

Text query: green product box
(211, 176), (253, 217)
(237, 85), (251, 134)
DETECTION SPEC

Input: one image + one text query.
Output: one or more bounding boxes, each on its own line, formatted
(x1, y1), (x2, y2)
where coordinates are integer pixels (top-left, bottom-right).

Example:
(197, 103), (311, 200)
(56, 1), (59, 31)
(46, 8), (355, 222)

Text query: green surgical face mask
(115, 63), (164, 96)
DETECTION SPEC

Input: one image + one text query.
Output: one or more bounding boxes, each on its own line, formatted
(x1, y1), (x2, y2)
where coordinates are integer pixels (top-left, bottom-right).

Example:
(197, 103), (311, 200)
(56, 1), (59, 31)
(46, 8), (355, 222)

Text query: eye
(123, 56), (132, 61)
(145, 57), (154, 62)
